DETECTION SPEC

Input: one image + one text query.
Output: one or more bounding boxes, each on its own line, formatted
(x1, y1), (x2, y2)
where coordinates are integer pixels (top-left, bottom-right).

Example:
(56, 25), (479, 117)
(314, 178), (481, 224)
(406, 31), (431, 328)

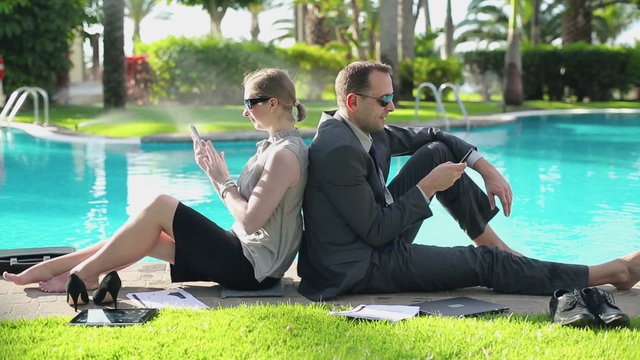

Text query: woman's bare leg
(588, 250), (640, 289)
(69, 194), (179, 289)
(2, 241), (106, 286)
(3, 194), (179, 292)
(37, 231), (176, 292)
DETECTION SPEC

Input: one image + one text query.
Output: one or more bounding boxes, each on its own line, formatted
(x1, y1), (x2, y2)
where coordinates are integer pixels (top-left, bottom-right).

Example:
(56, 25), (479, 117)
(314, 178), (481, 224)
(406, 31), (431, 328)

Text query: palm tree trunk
(208, 0), (226, 37)
(294, 3), (306, 42)
(442, 0), (454, 59)
(350, 0), (366, 60)
(531, 0), (541, 45)
(249, 4), (262, 42)
(379, 0), (398, 67)
(399, 0), (414, 61)
(103, 0), (126, 109)
(305, 4), (333, 46)
(503, 0), (523, 106)
(562, 0), (592, 45)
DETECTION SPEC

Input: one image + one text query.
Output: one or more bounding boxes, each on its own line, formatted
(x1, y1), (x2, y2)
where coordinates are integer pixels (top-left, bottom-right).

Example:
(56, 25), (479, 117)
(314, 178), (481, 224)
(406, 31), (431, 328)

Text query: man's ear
(345, 93), (358, 112)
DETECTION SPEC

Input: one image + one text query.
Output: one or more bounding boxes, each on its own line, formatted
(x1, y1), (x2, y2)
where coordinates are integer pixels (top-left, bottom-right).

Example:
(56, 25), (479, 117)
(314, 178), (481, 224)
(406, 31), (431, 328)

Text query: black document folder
(0, 246), (76, 273)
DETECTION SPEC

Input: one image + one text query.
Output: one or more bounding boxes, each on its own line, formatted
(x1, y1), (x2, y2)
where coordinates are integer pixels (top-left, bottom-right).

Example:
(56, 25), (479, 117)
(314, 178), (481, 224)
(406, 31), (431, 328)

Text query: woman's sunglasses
(243, 97), (271, 110)
(355, 93), (394, 107)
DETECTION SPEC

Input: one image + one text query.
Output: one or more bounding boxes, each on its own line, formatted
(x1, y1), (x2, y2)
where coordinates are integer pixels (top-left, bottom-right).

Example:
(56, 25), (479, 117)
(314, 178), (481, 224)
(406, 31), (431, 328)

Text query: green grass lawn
(8, 100), (640, 138)
(1, 305), (638, 359)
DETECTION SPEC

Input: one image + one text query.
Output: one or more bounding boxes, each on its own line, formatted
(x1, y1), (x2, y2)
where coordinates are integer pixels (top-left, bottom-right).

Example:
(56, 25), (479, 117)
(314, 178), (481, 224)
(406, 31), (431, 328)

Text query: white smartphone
(460, 148), (474, 163)
(189, 124), (201, 141)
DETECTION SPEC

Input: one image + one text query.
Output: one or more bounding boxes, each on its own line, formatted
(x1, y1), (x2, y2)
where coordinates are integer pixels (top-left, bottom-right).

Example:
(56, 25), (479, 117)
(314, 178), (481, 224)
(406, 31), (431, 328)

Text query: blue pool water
(1, 112), (639, 265)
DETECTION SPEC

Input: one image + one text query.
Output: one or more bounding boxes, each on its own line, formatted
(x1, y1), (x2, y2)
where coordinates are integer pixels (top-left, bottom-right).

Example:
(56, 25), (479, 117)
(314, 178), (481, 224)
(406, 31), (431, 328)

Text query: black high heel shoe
(66, 274), (89, 312)
(93, 271), (121, 309)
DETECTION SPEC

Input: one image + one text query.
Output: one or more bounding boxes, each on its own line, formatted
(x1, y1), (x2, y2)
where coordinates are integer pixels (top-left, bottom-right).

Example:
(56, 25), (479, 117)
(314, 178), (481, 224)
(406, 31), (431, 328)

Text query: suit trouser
(352, 141), (589, 295)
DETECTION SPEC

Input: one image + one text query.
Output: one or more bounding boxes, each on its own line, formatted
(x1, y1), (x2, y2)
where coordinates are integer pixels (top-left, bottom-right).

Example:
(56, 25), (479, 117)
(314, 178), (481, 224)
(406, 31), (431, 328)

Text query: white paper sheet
(126, 288), (208, 309)
(329, 304), (420, 322)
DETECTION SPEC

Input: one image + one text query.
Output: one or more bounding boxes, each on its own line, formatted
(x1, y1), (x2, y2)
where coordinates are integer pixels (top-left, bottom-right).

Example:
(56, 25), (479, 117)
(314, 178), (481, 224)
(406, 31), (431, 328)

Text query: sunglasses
(243, 97), (271, 110)
(355, 93), (394, 107)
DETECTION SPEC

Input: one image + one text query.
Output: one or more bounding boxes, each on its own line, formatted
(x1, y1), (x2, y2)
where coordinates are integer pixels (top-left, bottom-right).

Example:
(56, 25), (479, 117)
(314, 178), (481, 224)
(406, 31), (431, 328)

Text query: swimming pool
(1, 111), (638, 265)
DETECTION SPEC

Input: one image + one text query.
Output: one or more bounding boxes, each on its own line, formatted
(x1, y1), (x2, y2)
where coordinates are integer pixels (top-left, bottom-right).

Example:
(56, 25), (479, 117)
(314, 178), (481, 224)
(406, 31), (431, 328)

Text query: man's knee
(414, 141), (456, 165)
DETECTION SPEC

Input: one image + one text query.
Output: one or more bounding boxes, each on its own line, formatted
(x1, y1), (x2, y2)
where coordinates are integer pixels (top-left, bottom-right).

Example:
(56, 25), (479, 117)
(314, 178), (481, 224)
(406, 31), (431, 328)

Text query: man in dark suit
(297, 61), (640, 302)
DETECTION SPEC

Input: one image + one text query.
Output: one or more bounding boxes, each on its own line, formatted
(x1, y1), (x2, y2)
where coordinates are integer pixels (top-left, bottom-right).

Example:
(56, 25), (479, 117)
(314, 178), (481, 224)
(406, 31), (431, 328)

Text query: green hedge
(137, 38), (349, 104)
(463, 44), (640, 101)
(0, 0), (84, 96)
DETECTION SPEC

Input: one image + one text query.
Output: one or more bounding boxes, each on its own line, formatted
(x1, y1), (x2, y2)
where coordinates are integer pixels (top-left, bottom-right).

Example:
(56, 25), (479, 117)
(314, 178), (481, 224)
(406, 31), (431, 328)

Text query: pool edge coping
(3, 108), (640, 144)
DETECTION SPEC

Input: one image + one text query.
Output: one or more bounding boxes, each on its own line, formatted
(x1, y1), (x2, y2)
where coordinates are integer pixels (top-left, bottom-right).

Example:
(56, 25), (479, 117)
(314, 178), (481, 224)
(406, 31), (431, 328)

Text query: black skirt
(170, 202), (279, 290)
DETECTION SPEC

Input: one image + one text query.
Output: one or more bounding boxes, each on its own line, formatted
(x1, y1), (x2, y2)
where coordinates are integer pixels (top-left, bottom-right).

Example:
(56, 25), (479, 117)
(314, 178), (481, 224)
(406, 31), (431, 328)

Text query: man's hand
(473, 158), (513, 217)
(417, 162), (467, 198)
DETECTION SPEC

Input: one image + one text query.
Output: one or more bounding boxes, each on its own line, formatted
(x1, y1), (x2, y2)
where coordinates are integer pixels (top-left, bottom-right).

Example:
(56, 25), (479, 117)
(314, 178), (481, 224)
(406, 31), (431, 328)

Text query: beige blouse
(231, 128), (308, 281)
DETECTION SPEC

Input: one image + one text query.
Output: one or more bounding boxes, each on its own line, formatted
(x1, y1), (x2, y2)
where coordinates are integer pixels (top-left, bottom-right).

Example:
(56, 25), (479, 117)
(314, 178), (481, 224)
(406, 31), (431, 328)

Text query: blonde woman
(4, 69), (308, 311)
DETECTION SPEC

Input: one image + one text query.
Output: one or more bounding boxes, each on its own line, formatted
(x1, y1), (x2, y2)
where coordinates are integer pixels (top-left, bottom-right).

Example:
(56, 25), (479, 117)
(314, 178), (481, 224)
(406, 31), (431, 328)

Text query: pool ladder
(414, 82), (469, 131)
(0, 86), (49, 127)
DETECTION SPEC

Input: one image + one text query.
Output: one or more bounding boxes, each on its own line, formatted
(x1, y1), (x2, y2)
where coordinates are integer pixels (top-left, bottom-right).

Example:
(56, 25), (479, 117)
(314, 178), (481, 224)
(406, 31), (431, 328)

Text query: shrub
(0, 0), (84, 96)
(138, 38), (349, 104)
(138, 37), (285, 105)
(277, 42), (349, 101)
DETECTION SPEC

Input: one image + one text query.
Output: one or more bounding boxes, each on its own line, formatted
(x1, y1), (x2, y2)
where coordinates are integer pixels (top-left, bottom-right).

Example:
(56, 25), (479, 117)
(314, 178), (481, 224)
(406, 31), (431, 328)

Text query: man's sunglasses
(355, 93), (394, 107)
(243, 97), (271, 109)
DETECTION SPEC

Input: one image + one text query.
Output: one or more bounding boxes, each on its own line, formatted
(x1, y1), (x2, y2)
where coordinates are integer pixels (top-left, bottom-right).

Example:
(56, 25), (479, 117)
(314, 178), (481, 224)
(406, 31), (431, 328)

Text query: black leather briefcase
(0, 247), (76, 273)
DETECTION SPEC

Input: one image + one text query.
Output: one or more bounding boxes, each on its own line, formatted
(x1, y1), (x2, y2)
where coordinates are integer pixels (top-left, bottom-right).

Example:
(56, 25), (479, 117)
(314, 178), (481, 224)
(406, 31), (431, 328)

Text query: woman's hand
(192, 135), (231, 184)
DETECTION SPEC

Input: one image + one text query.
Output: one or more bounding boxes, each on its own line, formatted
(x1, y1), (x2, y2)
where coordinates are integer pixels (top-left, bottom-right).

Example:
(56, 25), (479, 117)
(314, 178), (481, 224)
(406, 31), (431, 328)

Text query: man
(297, 61), (639, 303)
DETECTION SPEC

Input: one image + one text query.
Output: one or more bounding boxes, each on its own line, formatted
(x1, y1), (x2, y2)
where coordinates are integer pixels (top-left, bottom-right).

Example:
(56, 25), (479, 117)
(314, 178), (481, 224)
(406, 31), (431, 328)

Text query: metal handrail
(439, 83), (470, 132)
(0, 86), (49, 126)
(414, 82), (449, 130)
(414, 82), (471, 132)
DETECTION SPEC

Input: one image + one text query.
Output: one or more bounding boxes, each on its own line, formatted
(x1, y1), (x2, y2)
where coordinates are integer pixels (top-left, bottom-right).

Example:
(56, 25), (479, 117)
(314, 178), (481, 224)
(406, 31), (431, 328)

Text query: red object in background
(0, 55), (5, 80)
(125, 54), (153, 105)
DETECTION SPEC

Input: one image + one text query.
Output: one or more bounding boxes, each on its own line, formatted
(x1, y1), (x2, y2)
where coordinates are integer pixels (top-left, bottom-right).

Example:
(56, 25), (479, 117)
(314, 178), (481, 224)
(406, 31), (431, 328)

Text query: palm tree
(248, 1), (264, 41)
(379, 0), (398, 66)
(592, 3), (640, 44)
(442, 0), (454, 58)
(103, 0), (126, 109)
(561, 0), (591, 44)
(174, 0), (258, 37)
(456, 0), (564, 49)
(560, 0), (639, 45)
(125, 0), (157, 53)
(503, 0), (523, 105)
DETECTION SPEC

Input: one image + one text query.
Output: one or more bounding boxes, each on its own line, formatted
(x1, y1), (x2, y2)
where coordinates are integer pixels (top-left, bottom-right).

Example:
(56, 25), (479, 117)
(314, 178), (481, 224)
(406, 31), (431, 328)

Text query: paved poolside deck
(2, 261), (639, 321)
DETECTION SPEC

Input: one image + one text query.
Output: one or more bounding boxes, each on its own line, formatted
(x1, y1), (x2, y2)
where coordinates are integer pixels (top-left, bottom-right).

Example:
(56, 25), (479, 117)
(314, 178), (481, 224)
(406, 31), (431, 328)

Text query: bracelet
(220, 180), (237, 199)
(219, 178), (234, 188)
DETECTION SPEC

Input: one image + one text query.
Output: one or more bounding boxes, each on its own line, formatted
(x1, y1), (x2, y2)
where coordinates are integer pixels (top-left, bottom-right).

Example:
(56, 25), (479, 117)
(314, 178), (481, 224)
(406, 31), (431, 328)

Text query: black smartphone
(189, 123), (201, 141)
(460, 149), (474, 163)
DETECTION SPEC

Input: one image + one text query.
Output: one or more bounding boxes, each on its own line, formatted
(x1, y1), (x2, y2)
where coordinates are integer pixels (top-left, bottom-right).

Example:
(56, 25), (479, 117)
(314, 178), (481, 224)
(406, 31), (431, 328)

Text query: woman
(3, 68), (309, 311)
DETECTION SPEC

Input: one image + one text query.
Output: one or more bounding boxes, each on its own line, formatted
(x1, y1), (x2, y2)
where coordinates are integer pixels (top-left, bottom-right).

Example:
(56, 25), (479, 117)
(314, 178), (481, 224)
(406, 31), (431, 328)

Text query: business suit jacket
(298, 110), (476, 301)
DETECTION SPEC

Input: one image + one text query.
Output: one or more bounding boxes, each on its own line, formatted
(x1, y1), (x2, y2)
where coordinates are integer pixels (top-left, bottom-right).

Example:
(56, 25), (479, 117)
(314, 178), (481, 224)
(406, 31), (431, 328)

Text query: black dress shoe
(549, 289), (596, 327)
(580, 287), (630, 328)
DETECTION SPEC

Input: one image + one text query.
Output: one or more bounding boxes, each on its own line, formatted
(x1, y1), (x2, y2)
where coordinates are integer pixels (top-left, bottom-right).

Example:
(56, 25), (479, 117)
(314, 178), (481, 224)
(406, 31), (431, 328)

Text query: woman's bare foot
(3, 271), (27, 284)
(38, 271), (71, 293)
(612, 251), (640, 290)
